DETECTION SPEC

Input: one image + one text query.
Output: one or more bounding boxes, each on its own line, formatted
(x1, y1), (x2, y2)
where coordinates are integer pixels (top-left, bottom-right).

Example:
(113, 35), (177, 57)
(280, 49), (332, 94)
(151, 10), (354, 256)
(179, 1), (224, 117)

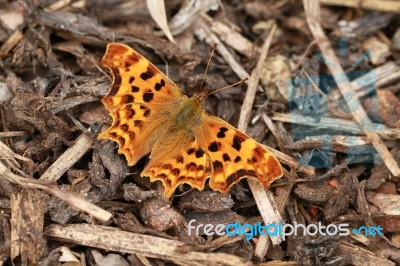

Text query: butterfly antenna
(207, 77), (249, 96)
(198, 43), (217, 93)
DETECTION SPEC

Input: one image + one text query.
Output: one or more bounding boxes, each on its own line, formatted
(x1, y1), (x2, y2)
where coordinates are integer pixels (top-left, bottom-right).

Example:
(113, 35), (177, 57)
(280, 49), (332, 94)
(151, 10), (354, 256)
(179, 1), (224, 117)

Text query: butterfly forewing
(99, 43), (186, 165)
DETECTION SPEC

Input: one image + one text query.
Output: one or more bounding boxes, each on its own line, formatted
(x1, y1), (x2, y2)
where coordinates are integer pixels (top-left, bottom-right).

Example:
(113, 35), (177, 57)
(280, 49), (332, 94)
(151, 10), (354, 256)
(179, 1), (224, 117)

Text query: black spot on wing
(143, 108), (151, 117)
(127, 54), (140, 65)
(123, 109), (135, 121)
(195, 149), (204, 158)
(254, 146), (265, 156)
(122, 95), (134, 104)
(155, 83), (162, 91)
(118, 136), (125, 146)
(187, 148), (195, 155)
(208, 141), (220, 152)
(133, 120), (143, 128)
(217, 127), (228, 138)
(155, 78), (166, 91)
(186, 162), (197, 171)
(171, 168), (180, 176)
(119, 124), (128, 132)
(176, 155), (184, 164)
(232, 134), (245, 151)
(131, 86), (140, 92)
(163, 164), (172, 170)
(226, 169), (257, 187)
(156, 172), (168, 180)
(140, 66), (155, 80)
(110, 85), (120, 96)
(143, 91), (154, 102)
(222, 153), (231, 162)
(128, 132), (135, 140)
(212, 160), (223, 173)
(114, 74), (122, 86)
(124, 61), (131, 69)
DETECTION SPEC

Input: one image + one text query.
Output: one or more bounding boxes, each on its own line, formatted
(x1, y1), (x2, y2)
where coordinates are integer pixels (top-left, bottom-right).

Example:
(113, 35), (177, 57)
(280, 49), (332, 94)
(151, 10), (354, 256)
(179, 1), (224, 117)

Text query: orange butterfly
(98, 43), (283, 198)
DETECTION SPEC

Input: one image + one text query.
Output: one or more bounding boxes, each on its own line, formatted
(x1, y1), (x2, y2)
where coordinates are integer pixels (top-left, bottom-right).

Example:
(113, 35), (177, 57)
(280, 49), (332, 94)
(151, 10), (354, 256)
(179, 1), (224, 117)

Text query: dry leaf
(146, 0), (175, 43)
(169, 0), (220, 35)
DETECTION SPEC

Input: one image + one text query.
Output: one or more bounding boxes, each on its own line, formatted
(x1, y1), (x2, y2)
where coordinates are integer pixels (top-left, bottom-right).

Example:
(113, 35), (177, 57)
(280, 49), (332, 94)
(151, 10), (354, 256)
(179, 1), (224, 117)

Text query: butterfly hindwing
(141, 133), (211, 198)
(141, 112), (283, 197)
(195, 114), (283, 193)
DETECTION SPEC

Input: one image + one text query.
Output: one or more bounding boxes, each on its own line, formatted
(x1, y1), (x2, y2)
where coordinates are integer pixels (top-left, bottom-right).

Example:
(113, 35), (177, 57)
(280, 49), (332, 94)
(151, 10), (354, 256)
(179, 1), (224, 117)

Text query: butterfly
(98, 43), (283, 198)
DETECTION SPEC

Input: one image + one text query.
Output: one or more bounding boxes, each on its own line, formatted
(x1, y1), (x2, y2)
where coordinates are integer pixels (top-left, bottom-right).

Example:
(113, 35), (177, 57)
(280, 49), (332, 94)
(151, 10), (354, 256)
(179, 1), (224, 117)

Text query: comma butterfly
(98, 43), (283, 198)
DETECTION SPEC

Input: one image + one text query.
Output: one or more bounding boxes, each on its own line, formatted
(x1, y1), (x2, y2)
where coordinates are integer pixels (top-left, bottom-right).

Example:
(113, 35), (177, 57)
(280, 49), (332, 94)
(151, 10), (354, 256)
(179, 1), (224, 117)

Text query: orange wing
(98, 43), (187, 165)
(141, 132), (212, 198)
(195, 114), (283, 194)
(141, 112), (283, 198)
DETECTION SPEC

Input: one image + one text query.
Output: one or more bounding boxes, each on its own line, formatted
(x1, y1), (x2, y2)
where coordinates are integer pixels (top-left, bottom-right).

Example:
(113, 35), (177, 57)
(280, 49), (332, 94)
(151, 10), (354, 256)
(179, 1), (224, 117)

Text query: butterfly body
(171, 95), (203, 130)
(99, 43), (283, 198)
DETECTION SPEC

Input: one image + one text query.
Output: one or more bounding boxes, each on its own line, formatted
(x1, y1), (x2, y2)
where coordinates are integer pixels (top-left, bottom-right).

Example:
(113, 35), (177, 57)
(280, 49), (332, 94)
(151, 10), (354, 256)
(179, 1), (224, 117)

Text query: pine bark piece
(10, 189), (45, 265)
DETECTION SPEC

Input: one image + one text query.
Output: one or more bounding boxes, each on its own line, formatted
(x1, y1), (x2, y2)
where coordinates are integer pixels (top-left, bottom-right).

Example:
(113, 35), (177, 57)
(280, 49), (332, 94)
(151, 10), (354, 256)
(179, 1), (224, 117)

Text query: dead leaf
(146, 0), (175, 43)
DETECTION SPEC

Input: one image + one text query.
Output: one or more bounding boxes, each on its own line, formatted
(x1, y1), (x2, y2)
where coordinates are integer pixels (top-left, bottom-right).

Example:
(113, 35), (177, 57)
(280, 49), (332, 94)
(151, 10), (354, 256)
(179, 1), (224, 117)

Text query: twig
(0, 160), (112, 222)
(320, 0), (400, 12)
(286, 135), (371, 153)
(0, 30), (23, 57)
(194, 17), (250, 81)
(45, 224), (251, 266)
(40, 133), (93, 181)
(237, 24), (282, 258)
(202, 14), (260, 57)
(0, 131), (27, 138)
(271, 113), (400, 140)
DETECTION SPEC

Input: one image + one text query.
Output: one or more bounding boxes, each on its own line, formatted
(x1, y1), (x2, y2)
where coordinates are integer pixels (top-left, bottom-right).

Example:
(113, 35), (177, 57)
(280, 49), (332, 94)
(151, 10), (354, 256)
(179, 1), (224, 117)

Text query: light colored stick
(194, 17), (250, 80)
(40, 133), (93, 181)
(237, 24), (283, 258)
(45, 224), (251, 266)
(271, 113), (400, 140)
(320, 0), (400, 12)
(0, 160), (112, 222)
